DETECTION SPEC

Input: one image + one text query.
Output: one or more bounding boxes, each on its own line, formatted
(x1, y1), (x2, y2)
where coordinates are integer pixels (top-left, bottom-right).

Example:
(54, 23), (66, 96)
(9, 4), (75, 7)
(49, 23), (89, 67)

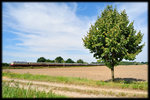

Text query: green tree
(50, 60), (55, 63)
(77, 59), (84, 63)
(37, 57), (46, 62)
(45, 59), (54, 63)
(97, 59), (104, 63)
(65, 58), (75, 63)
(61, 59), (65, 63)
(45, 59), (50, 62)
(2, 63), (9, 67)
(82, 5), (145, 81)
(55, 56), (64, 63)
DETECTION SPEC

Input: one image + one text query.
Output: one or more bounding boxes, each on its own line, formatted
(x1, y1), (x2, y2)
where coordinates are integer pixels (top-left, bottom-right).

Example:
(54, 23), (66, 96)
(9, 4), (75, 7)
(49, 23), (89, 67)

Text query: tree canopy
(45, 59), (54, 63)
(55, 56), (64, 63)
(82, 5), (145, 81)
(77, 59), (84, 63)
(37, 57), (46, 62)
(37, 57), (85, 64)
(65, 58), (75, 63)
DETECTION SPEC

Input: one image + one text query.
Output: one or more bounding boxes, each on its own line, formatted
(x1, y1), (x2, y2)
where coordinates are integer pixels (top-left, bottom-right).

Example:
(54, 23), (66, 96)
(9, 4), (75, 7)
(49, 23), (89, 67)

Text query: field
(2, 65), (148, 98)
(3, 65), (148, 81)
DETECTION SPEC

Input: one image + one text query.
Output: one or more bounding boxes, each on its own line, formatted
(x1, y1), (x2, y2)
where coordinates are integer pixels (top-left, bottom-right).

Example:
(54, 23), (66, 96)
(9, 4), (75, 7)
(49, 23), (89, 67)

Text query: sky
(2, 2), (148, 63)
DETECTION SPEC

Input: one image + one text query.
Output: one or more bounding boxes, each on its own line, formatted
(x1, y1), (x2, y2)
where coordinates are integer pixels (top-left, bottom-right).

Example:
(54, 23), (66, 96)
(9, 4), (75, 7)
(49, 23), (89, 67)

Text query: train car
(10, 61), (105, 67)
(10, 61), (29, 66)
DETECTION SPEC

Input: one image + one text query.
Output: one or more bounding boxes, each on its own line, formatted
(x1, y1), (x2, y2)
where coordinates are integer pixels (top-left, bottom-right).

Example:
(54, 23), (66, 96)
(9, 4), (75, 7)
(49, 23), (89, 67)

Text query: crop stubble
(3, 65), (148, 81)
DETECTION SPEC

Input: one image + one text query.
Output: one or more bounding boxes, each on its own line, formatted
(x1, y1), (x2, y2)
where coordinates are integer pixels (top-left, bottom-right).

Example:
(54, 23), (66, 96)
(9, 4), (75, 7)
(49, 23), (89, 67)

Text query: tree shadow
(105, 78), (146, 84)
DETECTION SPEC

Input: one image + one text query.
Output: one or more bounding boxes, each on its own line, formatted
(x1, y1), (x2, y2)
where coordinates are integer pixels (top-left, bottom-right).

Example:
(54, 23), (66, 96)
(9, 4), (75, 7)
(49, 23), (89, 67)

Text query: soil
(3, 65), (148, 81)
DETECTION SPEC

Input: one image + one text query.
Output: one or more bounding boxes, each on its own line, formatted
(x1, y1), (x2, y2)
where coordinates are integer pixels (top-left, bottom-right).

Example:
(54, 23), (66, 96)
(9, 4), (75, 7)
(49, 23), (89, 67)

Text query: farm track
(2, 77), (148, 98)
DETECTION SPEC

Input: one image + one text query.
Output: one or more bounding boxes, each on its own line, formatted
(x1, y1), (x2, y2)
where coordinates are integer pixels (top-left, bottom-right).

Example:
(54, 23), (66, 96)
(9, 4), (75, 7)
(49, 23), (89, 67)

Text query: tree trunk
(111, 66), (114, 82)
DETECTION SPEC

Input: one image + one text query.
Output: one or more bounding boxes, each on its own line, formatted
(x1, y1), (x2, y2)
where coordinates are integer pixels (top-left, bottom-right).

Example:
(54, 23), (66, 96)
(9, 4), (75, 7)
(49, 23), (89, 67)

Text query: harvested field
(3, 65), (148, 81)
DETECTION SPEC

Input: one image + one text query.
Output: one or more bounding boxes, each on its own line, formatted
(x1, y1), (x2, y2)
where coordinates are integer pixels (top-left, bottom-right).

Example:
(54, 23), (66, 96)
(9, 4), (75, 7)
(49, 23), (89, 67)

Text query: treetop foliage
(65, 58), (75, 63)
(37, 57), (46, 62)
(82, 5), (145, 69)
(55, 56), (64, 63)
(36, 56), (84, 64)
(77, 59), (84, 63)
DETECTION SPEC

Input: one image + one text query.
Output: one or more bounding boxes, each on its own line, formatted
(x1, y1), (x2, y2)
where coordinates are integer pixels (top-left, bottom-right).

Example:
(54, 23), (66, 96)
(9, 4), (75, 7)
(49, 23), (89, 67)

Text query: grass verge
(2, 81), (66, 98)
(2, 72), (148, 91)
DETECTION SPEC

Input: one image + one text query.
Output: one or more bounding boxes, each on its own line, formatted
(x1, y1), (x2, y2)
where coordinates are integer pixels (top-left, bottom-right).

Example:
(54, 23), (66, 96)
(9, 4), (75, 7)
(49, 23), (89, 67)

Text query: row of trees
(118, 61), (147, 65)
(37, 56), (86, 63)
(37, 56), (147, 65)
(2, 63), (10, 67)
(95, 60), (147, 65)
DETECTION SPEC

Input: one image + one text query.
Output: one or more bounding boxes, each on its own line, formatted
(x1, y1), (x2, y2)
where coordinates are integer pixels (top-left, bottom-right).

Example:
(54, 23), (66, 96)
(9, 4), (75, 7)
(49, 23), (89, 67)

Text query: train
(10, 61), (105, 67)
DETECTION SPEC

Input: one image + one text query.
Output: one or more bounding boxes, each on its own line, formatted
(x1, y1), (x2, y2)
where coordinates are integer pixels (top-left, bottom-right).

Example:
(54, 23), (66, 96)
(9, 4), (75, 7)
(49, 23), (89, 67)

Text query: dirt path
(3, 65), (148, 81)
(2, 77), (147, 98)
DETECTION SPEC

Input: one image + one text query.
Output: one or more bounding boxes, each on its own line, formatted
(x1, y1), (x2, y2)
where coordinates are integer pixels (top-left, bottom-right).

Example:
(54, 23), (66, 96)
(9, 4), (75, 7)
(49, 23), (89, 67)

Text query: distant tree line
(140, 62), (148, 64)
(2, 63), (10, 67)
(37, 56), (87, 64)
(118, 61), (148, 65)
(96, 60), (148, 65)
(2, 59), (148, 67)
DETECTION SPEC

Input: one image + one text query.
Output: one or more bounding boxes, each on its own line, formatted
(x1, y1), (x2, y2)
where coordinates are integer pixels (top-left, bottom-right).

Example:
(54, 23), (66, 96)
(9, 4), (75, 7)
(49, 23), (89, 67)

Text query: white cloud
(3, 2), (96, 63)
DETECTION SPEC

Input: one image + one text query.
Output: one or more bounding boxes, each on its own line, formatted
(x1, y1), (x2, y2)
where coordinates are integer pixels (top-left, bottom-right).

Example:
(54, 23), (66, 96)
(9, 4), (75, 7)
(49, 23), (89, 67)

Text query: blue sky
(2, 2), (148, 63)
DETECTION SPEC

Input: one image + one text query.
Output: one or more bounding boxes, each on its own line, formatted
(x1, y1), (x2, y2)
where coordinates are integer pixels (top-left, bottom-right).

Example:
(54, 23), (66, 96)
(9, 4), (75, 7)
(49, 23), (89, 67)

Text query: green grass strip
(2, 72), (148, 91)
(2, 81), (66, 98)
